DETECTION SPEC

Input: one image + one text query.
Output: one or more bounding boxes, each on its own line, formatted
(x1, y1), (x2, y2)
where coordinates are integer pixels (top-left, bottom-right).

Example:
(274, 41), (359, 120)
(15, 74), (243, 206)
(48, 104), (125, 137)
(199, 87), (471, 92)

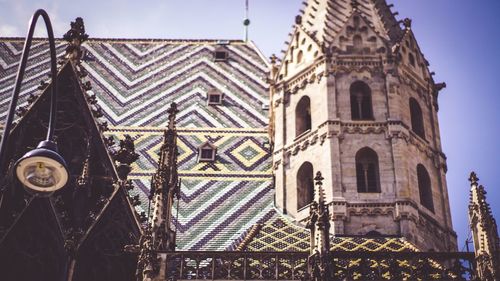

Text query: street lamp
(0, 9), (69, 196)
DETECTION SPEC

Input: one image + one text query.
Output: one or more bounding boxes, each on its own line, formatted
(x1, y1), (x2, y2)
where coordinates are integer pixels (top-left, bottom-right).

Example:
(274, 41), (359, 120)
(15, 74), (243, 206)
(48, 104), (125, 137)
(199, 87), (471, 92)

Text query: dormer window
(207, 89), (223, 105)
(198, 142), (217, 162)
(214, 47), (228, 62)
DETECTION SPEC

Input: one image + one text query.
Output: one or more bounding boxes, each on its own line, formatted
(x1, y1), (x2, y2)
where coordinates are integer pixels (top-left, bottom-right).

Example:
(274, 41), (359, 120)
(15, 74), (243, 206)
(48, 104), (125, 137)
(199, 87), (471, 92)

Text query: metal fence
(163, 251), (476, 280)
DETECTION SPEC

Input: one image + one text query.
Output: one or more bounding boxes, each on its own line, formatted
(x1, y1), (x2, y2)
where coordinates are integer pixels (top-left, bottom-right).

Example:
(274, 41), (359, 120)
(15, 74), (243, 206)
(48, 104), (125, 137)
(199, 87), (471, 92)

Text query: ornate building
(0, 0), (498, 281)
(270, 0), (456, 252)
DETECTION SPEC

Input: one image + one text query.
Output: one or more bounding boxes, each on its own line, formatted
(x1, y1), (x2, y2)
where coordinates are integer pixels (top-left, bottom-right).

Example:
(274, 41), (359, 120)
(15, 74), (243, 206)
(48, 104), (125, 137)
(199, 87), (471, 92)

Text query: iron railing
(163, 251), (476, 280)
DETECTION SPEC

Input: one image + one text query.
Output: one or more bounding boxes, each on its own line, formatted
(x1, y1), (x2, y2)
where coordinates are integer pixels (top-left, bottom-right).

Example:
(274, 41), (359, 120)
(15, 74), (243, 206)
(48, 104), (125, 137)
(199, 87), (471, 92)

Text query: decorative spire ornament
(468, 172), (499, 281)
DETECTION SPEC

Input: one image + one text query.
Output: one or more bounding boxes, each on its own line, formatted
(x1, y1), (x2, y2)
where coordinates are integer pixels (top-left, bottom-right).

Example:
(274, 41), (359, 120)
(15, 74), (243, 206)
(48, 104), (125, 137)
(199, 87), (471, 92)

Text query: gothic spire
(136, 103), (180, 280)
(296, 0), (402, 44)
(306, 172), (333, 281)
(468, 172), (500, 280)
(150, 102), (180, 252)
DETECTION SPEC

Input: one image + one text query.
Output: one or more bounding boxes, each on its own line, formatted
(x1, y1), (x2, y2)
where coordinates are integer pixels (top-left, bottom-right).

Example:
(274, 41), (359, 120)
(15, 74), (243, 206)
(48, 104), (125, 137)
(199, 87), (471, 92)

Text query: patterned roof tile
(0, 38), (272, 251)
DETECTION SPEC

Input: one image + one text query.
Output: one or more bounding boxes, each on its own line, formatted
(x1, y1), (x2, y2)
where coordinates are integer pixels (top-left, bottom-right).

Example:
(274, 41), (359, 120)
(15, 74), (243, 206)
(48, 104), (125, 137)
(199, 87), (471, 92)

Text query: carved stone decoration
(468, 172), (500, 281)
(113, 135), (139, 180)
(306, 171), (333, 281)
(136, 103), (180, 281)
(63, 17), (89, 61)
(76, 138), (91, 189)
(135, 226), (160, 280)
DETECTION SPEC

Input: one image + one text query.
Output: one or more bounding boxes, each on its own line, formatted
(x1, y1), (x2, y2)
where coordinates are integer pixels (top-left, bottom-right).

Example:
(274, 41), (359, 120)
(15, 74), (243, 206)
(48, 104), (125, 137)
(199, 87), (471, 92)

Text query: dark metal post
(0, 9), (59, 174)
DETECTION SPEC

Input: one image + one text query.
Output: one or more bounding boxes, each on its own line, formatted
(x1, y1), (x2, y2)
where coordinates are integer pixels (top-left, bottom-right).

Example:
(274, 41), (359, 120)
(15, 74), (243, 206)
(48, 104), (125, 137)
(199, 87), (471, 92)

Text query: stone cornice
(324, 199), (456, 238)
(273, 120), (447, 170)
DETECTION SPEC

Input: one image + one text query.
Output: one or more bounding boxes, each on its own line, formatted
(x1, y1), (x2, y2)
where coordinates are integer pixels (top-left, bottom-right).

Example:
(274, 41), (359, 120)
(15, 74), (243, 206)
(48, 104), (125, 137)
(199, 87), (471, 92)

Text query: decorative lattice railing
(162, 251), (476, 280)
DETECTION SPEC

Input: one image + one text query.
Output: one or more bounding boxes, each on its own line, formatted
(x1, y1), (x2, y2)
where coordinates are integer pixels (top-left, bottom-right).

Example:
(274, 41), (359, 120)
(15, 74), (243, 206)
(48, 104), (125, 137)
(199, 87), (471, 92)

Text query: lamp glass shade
(15, 141), (69, 195)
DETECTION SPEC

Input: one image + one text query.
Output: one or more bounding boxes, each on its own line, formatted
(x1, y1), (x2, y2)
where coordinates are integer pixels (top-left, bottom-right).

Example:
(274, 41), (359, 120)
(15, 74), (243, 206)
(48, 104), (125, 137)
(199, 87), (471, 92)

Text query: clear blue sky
(1, 0), (499, 249)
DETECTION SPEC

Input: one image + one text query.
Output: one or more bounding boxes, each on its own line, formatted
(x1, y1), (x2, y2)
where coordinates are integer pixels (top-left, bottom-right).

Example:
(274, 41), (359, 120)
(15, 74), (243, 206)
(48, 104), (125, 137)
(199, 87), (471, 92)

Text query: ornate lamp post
(0, 9), (69, 196)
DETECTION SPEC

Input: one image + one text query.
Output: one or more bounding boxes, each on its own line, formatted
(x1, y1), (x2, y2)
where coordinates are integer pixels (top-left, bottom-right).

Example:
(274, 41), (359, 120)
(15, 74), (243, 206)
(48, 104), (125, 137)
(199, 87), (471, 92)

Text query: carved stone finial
(113, 135), (139, 179)
(166, 102), (179, 130)
(63, 17), (89, 61)
(468, 172), (500, 280)
(469, 172), (479, 186)
(270, 54), (278, 65)
(314, 171), (324, 186)
(403, 18), (412, 29)
(351, 0), (359, 10)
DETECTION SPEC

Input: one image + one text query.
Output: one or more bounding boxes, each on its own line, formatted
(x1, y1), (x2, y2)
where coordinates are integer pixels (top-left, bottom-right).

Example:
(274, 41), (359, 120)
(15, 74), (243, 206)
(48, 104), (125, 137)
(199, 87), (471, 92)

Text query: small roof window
(207, 89), (223, 105)
(198, 142), (217, 162)
(214, 47), (229, 62)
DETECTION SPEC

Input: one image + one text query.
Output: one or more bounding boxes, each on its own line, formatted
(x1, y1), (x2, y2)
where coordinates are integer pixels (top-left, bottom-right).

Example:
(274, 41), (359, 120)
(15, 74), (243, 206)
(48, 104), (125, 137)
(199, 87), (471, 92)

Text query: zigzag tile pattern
(1, 39), (270, 128)
(0, 40), (67, 117)
(0, 38), (274, 251)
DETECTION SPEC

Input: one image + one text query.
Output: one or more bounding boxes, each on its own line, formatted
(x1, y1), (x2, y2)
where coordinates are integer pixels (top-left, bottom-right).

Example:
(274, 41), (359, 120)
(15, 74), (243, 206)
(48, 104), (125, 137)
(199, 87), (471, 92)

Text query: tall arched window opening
(297, 50), (304, 64)
(297, 162), (314, 209)
(356, 147), (381, 193)
(410, 98), (425, 139)
(417, 164), (434, 212)
(408, 53), (416, 67)
(350, 81), (373, 120)
(295, 96), (311, 137)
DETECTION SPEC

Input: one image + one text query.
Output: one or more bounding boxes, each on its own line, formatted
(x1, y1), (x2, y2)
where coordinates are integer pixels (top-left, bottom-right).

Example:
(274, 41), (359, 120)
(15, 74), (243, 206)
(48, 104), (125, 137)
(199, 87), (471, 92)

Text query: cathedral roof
(0, 38), (273, 251)
(298, 0), (403, 44)
(231, 211), (419, 252)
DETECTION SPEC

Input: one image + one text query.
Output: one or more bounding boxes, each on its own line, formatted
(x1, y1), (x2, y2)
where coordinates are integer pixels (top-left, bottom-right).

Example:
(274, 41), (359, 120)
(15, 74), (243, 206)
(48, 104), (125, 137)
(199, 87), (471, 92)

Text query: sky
(0, 0), (499, 250)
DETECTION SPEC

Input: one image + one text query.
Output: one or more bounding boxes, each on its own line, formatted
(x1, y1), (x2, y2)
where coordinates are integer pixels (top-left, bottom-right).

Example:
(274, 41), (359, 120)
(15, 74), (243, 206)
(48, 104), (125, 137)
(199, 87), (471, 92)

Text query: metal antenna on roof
(243, 0), (251, 42)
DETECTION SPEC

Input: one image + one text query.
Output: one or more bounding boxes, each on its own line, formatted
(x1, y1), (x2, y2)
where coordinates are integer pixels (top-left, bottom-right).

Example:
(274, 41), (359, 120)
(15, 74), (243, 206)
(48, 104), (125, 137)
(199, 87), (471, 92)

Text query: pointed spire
(150, 102), (180, 251)
(402, 18), (412, 30)
(307, 171), (333, 281)
(136, 103), (180, 281)
(468, 172), (500, 280)
(297, 0), (402, 44)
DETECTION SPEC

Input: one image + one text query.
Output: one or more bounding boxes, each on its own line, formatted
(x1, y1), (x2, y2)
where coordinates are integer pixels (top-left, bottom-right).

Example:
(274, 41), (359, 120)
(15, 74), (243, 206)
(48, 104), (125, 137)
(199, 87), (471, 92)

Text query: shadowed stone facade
(270, 0), (457, 252)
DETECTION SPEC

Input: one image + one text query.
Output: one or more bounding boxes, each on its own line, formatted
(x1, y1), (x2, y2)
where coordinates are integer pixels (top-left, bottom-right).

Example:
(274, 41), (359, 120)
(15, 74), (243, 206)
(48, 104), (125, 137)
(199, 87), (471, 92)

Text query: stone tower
(270, 0), (457, 251)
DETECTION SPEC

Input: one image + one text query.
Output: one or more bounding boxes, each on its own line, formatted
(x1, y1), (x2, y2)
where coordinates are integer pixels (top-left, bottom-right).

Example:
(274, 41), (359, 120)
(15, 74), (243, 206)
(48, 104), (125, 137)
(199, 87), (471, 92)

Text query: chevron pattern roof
(0, 38), (273, 251)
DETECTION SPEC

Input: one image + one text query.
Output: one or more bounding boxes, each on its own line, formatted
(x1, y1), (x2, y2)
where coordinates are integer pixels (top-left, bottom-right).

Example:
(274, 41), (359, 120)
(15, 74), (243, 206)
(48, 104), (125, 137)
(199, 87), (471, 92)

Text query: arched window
(410, 98), (425, 139)
(297, 162), (314, 209)
(356, 147), (380, 193)
(350, 81), (373, 120)
(297, 50), (303, 64)
(417, 164), (434, 212)
(408, 53), (416, 67)
(295, 96), (311, 137)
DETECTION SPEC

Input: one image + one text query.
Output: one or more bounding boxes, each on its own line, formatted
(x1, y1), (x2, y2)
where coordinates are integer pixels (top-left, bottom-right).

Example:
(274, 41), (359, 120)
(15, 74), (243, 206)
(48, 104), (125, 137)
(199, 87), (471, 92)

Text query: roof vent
(207, 89), (223, 105)
(214, 47), (229, 62)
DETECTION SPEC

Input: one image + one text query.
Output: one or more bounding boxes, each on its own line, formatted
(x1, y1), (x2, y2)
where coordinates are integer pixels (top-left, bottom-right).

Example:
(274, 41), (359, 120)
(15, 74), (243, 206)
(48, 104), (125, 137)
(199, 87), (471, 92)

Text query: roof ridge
(0, 37), (249, 44)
